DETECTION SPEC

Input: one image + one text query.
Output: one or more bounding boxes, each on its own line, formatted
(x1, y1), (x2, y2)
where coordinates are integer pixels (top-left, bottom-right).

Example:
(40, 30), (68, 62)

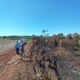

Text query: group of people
(15, 39), (26, 56)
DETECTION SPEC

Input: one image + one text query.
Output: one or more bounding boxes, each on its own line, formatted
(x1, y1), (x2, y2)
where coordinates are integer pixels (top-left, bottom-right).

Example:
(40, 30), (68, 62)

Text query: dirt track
(0, 48), (21, 80)
(0, 43), (30, 80)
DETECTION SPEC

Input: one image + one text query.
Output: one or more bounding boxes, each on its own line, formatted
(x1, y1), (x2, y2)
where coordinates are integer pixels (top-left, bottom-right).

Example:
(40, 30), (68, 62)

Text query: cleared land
(0, 39), (19, 80)
(0, 37), (80, 80)
(0, 39), (16, 53)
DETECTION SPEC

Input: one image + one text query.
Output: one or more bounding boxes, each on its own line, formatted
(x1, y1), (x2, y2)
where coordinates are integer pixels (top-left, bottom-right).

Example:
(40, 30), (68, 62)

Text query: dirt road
(0, 47), (21, 80)
(0, 43), (30, 80)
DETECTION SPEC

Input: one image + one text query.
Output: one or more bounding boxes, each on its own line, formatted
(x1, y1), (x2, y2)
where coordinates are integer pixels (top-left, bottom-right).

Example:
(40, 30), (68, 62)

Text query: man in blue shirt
(15, 40), (22, 55)
(15, 39), (26, 55)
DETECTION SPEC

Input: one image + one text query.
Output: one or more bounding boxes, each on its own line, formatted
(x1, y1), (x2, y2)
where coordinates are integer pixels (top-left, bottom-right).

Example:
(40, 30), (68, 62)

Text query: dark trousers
(16, 48), (20, 55)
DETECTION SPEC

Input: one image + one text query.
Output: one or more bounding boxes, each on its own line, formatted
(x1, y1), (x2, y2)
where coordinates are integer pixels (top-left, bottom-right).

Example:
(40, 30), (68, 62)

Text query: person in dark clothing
(15, 39), (27, 55)
(15, 40), (21, 55)
(20, 39), (27, 55)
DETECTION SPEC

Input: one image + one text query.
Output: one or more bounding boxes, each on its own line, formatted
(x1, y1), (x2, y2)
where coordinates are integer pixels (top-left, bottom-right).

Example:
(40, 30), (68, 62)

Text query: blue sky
(0, 0), (80, 36)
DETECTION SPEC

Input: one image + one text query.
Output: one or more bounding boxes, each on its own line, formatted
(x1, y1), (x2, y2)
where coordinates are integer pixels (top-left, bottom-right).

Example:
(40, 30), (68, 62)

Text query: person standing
(15, 40), (22, 55)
